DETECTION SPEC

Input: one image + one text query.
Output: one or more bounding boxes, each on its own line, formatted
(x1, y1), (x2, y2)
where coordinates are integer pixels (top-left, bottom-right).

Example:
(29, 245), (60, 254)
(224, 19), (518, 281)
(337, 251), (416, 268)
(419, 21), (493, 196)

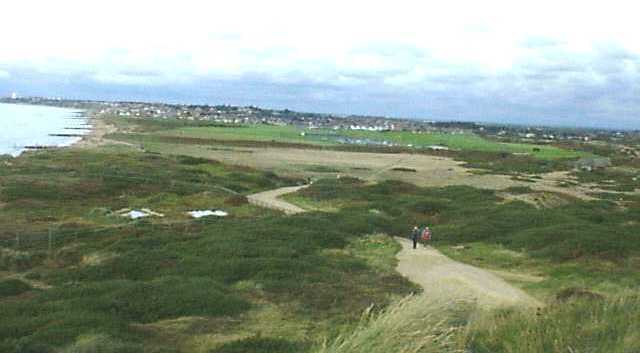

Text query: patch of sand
(81, 251), (118, 266)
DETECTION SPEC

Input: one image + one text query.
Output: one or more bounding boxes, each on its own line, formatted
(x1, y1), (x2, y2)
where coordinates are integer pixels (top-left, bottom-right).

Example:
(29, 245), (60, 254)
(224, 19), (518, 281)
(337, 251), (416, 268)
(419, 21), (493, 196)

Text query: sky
(1, 0), (639, 129)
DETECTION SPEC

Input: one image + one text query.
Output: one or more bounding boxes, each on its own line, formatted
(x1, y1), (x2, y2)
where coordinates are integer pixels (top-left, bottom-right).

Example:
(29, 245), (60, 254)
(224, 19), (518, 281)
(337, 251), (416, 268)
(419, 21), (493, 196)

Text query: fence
(0, 218), (216, 253)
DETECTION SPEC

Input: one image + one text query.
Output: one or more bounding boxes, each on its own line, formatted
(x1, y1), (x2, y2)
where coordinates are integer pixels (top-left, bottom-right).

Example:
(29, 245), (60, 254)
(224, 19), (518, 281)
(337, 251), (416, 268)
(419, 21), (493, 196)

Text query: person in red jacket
(421, 226), (432, 245)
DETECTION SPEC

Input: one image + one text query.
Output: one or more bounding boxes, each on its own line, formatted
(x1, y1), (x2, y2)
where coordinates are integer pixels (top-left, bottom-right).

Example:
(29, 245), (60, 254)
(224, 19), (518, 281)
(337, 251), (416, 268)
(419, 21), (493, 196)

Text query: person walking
(421, 226), (432, 247)
(411, 226), (420, 249)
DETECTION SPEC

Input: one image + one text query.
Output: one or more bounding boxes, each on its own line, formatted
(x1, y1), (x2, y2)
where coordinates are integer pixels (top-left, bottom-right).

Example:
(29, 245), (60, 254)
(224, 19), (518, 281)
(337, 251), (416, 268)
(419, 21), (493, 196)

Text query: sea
(0, 103), (89, 157)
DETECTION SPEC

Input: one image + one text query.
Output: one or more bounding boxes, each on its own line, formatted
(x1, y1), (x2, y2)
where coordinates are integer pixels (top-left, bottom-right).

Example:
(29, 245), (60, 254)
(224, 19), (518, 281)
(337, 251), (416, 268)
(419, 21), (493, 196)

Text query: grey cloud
(2, 38), (639, 130)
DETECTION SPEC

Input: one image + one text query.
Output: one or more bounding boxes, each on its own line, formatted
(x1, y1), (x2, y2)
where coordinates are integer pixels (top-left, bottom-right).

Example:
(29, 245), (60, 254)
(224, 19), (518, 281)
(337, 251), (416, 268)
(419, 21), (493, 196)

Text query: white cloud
(0, 0), (639, 127)
(0, 70), (9, 79)
(1, 0), (639, 83)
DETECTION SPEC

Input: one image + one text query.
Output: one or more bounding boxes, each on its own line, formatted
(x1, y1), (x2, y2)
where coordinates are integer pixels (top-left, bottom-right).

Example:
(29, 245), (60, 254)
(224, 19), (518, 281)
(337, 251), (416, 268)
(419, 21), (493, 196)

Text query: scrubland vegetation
(0, 149), (414, 352)
(293, 177), (640, 352)
(1, 117), (639, 352)
(319, 291), (640, 353)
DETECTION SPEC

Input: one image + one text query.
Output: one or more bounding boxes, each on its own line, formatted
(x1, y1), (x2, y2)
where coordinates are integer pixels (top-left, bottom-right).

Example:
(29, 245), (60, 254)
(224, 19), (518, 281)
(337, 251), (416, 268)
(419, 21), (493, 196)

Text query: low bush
(0, 279), (32, 297)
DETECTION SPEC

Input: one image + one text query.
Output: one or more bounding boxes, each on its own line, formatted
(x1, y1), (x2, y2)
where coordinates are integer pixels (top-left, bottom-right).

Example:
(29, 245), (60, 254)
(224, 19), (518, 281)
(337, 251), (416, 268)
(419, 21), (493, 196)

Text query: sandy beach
(74, 115), (133, 149)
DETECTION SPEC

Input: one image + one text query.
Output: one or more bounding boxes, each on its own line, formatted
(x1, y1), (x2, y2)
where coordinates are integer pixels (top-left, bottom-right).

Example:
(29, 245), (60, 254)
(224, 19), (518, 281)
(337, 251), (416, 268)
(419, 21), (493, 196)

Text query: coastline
(0, 102), (123, 155)
(73, 114), (107, 148)
(0, 103), (93, 157)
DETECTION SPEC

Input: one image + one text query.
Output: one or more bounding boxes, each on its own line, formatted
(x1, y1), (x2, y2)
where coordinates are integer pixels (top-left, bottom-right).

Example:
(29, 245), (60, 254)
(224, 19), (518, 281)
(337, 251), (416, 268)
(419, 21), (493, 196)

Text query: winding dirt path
(247, 185), (309, 215)
(246, 185), (539, 308)
(395, 237), (541, 308)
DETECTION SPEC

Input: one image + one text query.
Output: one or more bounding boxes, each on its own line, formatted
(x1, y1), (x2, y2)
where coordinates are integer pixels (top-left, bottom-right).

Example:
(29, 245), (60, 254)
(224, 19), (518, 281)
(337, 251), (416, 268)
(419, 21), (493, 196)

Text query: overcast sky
(1, 0), (639, 129)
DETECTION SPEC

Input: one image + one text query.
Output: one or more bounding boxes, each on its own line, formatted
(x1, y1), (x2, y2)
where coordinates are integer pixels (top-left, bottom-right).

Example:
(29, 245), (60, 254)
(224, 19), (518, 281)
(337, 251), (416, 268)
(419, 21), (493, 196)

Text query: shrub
(504, 186), (533, 194)
(177, 155), (217, 165)
(224, 195), (249, 206)
(0, 279), (32, 297)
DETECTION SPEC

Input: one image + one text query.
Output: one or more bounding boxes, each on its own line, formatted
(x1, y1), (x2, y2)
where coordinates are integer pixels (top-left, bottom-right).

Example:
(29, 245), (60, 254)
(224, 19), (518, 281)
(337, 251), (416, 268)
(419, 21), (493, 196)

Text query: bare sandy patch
(80, 251), (118, 266)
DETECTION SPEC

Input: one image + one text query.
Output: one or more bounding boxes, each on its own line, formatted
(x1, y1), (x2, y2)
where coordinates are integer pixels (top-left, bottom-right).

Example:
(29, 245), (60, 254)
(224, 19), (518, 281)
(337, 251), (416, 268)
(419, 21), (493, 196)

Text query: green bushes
(93, 277), (250, 322)
(177, 155), (217, 165)
(0, 279), (31, 297)
(300, 177), (364, 201)
(0, 206), (414, 350)
(0, 249), (37, 272)
(299, 178), (640, 263)
(504, 186), (533, 194)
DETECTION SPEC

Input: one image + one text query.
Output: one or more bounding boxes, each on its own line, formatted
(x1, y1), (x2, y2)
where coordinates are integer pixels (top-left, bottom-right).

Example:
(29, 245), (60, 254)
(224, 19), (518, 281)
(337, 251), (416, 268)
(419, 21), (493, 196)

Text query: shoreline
(0, 103), (93, 157)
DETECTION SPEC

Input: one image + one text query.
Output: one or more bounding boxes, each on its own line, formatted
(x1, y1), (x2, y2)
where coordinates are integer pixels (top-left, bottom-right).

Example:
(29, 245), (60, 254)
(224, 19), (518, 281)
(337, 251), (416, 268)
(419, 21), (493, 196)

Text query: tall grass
(317, 295), (469, 353)
(463, 294), (640, 353)
(318, 293), (640, 353)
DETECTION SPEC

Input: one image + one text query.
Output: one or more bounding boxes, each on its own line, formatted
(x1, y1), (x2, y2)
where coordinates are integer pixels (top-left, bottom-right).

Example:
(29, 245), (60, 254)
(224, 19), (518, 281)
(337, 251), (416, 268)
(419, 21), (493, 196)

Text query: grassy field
(339, 129), (585, 160)
(108, 117), (586, 161)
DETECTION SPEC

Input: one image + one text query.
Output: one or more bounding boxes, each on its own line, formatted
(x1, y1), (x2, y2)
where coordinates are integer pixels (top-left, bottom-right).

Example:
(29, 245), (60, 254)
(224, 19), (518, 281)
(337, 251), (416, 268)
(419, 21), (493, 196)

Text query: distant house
(575, 157), (611, 172)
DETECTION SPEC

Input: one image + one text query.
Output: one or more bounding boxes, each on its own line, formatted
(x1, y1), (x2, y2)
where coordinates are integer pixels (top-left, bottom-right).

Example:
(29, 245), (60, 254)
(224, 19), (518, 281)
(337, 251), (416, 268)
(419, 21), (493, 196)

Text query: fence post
(48, 228), (53, 257)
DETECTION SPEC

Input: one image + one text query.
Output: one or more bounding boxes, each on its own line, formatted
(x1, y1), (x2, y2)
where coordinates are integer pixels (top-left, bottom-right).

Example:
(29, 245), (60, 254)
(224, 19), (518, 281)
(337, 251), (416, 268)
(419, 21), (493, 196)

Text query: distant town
(2, 94), (638, 146)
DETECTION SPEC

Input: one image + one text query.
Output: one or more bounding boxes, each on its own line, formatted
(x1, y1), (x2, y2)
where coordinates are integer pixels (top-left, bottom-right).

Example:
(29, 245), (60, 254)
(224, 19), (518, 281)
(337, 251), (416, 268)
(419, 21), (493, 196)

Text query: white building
(11, 92), (17, 99)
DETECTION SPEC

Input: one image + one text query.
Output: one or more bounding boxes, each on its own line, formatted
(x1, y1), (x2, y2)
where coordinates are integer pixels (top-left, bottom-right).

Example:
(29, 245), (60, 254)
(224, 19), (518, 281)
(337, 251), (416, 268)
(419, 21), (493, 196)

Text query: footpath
(395, 237), (540, 308)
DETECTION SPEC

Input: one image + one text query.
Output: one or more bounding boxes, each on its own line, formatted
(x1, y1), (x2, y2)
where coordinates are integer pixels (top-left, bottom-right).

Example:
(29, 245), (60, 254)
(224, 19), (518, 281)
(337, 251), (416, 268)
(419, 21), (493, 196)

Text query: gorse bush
(301, 179), (640, 263)
(0, 279), (32, 298)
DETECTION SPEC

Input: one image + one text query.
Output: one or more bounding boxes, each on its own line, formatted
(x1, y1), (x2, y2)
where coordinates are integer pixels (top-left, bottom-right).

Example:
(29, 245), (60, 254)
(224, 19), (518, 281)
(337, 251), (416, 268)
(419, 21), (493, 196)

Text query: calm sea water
(0, 103), (89, 156)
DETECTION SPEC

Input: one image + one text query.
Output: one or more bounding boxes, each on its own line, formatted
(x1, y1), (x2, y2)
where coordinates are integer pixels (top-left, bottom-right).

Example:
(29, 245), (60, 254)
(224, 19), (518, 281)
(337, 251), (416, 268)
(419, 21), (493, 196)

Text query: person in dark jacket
(411, 226), (420, 249)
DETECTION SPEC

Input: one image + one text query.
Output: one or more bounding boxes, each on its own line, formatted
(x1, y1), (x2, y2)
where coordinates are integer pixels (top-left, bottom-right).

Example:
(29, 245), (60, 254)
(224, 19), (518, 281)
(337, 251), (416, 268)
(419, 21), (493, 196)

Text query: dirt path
(247, 185), (309, 215)
(394, 237), (541, 308)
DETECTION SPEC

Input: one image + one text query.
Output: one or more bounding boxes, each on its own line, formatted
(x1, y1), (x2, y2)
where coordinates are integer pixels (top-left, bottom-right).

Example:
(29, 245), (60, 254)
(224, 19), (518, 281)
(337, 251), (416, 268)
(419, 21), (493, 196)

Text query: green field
(339, 129), (585, 160)
(113, 117), (587, 160)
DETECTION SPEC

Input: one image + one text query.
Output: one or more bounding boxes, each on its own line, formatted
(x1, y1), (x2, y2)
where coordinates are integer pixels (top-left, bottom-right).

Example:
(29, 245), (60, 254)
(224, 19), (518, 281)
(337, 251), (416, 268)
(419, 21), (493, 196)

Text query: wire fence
(0, 217), (218, 253)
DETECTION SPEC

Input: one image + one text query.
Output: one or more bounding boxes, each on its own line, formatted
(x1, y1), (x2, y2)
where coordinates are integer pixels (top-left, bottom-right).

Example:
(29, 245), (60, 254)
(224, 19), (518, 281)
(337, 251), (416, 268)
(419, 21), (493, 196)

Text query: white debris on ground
(125, 210), (149, 219)
(115, 208), (165, 219)
(188, 210), (229, 218)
